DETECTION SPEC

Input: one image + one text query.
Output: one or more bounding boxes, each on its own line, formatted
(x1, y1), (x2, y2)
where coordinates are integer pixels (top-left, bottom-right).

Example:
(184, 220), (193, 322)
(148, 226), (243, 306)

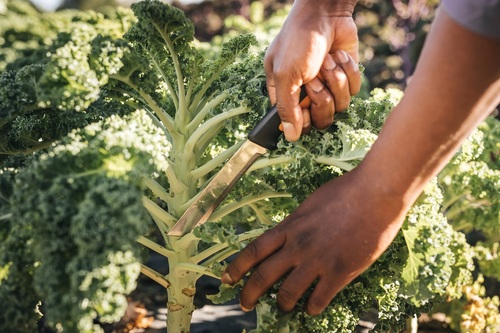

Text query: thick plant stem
(166, 269), (198, 333)
(405, 315), (418, 333)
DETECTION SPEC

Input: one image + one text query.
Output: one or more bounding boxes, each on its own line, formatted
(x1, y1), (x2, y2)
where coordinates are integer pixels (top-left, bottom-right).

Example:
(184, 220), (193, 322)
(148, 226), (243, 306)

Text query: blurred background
(25, 0), (440, 93)
(8, 1), (499, 332)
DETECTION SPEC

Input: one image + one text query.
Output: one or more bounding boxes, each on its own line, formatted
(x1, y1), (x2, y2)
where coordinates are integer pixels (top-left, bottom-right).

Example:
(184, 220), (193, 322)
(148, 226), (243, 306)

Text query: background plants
(1, 1), (499, 332)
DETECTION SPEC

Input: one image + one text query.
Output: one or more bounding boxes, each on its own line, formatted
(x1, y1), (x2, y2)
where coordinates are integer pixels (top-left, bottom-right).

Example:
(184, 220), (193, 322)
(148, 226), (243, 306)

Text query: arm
(223, 8), (500, 315)
(265, 0), (361, 141)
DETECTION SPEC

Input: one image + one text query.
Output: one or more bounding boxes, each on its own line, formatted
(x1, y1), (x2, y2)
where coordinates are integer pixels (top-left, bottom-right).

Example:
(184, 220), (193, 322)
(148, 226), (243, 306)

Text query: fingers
(222, 228), (286, 285)
(319, 51), (361, 111)
(239, 251), (295, 312)
(306, 276), (343, 316)
(276, 83), (304, 142)
(333, 50), (361, 97)
(303, 51), (361, 130)
(265, 75), (303, 141)
(301, 108), (312, 135)
(276, 266), (318, 313)
(305, 77), (335, 130)
(320, 53), (350, 112)
(265, 49), (360, 141)
(264, 51), (304, 142)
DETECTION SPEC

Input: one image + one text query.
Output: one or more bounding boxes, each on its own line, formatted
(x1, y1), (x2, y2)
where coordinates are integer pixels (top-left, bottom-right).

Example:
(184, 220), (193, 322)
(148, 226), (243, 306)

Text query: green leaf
(401, 227), (425, 285)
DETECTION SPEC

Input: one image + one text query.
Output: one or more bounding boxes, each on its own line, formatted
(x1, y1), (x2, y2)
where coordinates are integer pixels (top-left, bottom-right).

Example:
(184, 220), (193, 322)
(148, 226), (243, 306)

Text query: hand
(264, 0), (361, 141)
(222, 166), (407, 315)
(301, 52), (362, 136)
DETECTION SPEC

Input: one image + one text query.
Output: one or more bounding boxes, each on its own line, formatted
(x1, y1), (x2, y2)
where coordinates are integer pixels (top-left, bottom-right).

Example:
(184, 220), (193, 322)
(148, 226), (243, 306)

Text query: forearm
(359, 9), (500, 213)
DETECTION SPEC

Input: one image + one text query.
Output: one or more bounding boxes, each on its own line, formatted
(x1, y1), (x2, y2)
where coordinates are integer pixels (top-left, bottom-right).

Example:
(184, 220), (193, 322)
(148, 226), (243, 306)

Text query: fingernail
(240, 304), (254, 312)
(322, 54), (336, 70)
(282, 122), (297, 141)
(308, 78), (323, 93)
(336, 50), (349, 64)
(221, 272), (234, 285)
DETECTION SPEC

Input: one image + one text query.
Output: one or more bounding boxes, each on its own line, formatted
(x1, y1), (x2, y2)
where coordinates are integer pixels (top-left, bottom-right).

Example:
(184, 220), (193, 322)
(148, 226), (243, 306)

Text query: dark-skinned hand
(222, 166), (407, 315)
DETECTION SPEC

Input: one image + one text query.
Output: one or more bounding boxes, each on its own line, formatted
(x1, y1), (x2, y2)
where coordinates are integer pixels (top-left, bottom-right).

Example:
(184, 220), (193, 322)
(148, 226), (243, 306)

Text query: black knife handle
(248, 87), (308, 150)
(248, 104), (282, 150)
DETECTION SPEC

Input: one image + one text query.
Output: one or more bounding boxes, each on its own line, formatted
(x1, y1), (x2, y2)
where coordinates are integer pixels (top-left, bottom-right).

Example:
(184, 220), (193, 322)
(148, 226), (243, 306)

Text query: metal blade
(168, 140), (268, 236)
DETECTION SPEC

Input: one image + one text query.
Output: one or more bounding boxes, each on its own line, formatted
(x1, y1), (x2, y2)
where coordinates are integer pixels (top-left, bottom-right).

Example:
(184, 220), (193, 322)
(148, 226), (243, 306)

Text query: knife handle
(248, 88), (310, 150)
(248, 104), (282, 150)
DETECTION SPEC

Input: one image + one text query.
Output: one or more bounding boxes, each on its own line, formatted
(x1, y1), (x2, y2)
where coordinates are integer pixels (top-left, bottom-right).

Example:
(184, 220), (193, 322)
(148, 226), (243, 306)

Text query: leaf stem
(153, 22), (187, 126)
(248, 156), (294, 173)
(142, 176), (171, 205)
(141, 264), (170, 288)
(142, 45), (179, 109)
(191, 141), (243, 179)
(210, 191), (292, 222)
(314, 156), (356, 171)
(441, 192), (467, 212)
(185, 106), (249, 153)
(165, 160), (189, 195)
(142, 196), (177, 229)
(137, 235), (176, 259)
(202, 247), (237, 267)
(110, 75), (177, 141)
(174, 262), (220, 279)
(191, 228), (267, 264)
(187, 91), (229, 132)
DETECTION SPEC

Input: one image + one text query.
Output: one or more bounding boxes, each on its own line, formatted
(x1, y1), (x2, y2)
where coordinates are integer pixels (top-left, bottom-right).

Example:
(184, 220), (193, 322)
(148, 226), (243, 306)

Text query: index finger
(264, 58), (303, 142)
(274, 74), (303, 142)
(222, 228), (286, 284)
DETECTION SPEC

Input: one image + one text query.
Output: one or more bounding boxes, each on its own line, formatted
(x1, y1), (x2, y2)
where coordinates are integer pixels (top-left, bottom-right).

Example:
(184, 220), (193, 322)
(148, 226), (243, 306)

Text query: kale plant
(0, 1), (489, 333)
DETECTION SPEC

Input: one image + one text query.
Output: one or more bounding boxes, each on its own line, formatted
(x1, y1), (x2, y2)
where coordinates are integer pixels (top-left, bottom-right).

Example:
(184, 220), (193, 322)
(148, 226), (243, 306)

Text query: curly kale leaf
(1, 110), (169, 332)
(0, 6), (136, 157)
(0, 65), (44, 130)
(439, 116), (500, 241)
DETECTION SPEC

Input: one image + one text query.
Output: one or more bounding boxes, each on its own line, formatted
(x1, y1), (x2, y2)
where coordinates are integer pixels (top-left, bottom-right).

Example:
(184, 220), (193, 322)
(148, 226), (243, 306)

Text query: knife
(168, 104), (284, 236)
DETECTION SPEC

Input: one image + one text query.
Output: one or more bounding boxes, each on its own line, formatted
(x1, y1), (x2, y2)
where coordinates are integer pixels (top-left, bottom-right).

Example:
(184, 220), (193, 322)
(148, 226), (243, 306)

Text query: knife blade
(168, 104), (284, 236)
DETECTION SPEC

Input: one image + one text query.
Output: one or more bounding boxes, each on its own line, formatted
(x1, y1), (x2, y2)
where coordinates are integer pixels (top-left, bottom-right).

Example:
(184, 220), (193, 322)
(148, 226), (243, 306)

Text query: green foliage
(439, 117), (500, 242)
(203, 89), (474, 333)
(475, 243), (500, 280)
(0, 110), (168, 332)
(0, 0), (135, 158)
(1, 1), (495, 332)
(445, 275), (500, 333)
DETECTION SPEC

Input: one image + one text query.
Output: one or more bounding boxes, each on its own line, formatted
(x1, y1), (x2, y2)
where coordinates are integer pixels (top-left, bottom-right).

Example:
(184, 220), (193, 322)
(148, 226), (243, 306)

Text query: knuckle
(310, 105), (334, 130)
(273, 67), (289, 81)
(275, 103), (294, 123)
(314, 121), (332, 131)
(322, 94), (333, 106)
(249, 269), (268, 289)
(243, 241), (260, 259)
(278, 287), (298, 311)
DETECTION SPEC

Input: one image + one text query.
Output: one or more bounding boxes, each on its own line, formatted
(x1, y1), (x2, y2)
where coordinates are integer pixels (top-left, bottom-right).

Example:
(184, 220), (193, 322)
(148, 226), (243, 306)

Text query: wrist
(325, 1), (357, 16)
(300, 0), (356, 17)
(355, 158), (416, 212)
(293, 0), (357, 17)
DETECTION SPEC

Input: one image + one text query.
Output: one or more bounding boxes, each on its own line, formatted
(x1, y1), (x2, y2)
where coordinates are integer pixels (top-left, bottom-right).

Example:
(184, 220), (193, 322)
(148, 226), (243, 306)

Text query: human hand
(221, 166), (407, 315)
(264, 0), (361, 141)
